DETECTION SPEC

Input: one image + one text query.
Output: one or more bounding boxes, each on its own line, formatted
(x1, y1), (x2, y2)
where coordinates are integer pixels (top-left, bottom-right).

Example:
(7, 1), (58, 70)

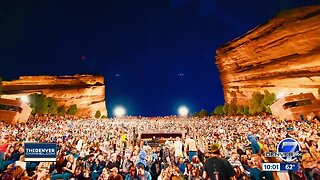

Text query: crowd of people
(0, 115), (319, 180)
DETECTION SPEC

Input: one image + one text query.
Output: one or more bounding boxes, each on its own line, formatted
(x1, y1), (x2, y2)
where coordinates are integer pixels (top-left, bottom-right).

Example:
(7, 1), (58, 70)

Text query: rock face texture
(1, 75), (108, 117)
(215, 5), (320, 105)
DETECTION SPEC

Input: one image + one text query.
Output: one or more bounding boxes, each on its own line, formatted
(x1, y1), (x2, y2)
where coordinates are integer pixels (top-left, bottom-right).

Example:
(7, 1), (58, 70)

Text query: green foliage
(28, 93), (49, 115)
(228, 100), (237, 115)
(67, 104), (78, 115)
(28, 93), (60, 116)
(236, 106), (244, 115)
(243, 106), (249, 115)
(198, 109), (208, 118)
(262, 90), (276, 114)
(47, 97), (58, 116)
(213, 105), (224, 115)
(237, 106), (249, 115)
(249, 92), (265, 115)
(223, 103), (229, 115)
(95, 110), (101, 118)
(192, 112), (199, 117)
(57, 105), (67, 116)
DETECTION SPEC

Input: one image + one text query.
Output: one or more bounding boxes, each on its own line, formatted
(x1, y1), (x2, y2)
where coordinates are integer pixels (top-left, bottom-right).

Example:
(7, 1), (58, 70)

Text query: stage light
(114, 106), (126, 118)
(20, 96), (29, 103)
(178, 106), (189, 116)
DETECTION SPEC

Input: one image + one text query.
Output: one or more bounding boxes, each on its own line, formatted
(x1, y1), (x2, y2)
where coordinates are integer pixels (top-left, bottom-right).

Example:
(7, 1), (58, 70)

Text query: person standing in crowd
(203, 143), (236, 180)
(247, 134), (260, 154)
(98, 167), (110, 180)
(136, 162), (152, 180)
(121, 132), (128, 149)
(162, 141), (171, 168)
(243, 154), (274, 180)
(191, 156), (203, 176)
(107, 154), (120, 170)
(173, 137), (183, 163)
(137, 146), (150, 170)
(125, 165), (138, 180)
(120, 153), (133, 177)
(52, 154), (76, 180)
(84, 154), (95, 170)
(185, 135), (197, 162)
(108, 167), (123, 180)
(91, 155), (106, 180)
(310, 160), (320, 179)
(190, 167), (201, 180)
(73, 165), (84, 180)
(176, 157), (187, 176)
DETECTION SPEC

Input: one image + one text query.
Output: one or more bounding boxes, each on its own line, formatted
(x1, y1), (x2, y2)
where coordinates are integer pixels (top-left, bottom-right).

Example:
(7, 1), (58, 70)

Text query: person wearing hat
(109, 167), (123, 180)
(136, 162), (152, 180)
(203, 143), (236, 180)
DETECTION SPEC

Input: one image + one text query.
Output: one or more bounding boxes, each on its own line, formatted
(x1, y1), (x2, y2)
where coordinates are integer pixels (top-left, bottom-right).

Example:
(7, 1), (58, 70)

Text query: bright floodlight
(21, 96), (29, 103)
(178, 106), (189, 116)
(114, 106), (126, 118)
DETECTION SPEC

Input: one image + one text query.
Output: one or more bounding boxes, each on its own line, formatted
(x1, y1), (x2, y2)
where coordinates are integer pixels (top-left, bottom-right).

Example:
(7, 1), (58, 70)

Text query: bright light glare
(21, 96), (29, 103)
(114, 106), (126, 117)
(178, 106), (189, 116)
(276, 92), (285, 99)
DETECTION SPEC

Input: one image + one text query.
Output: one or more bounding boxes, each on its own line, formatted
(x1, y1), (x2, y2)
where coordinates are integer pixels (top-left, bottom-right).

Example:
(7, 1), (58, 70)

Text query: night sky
(1, 0), (319, 117)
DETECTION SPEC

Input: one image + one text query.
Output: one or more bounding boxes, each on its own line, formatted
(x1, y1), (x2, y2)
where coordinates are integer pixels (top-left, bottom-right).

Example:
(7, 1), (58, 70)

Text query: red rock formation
(1, 75), (108, 117)
(215, 5), (320, 105)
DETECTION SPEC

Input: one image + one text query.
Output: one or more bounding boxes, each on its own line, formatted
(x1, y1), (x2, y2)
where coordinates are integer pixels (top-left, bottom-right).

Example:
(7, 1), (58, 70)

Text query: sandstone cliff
(215, 5), (320, 105)
(1, 75), (108, 117)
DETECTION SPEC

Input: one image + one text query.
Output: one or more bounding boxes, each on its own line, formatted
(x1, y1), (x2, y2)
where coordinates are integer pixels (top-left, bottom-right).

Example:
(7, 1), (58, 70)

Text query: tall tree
(28, 93), (49, 115)
(228, 99), (238, 115)
(36, 94), (49, 115)
(237, 105), (244, 115)
(213, 105), (224, 115)
(28, 93), (38, 114)
(192, 112), (199, 117)
(47, 97), (58, 116)
(223, 103), (229, 115)
(249, 92), (264, 115)
(237, 106), (250, 115)
(198, 109), (208, 118)
(262, 90), (276, 114)
(58, 105), (67, 116)
(67, 104), (78, 115)
(95, 110), (101, 118)
(243, 106), (249, 115)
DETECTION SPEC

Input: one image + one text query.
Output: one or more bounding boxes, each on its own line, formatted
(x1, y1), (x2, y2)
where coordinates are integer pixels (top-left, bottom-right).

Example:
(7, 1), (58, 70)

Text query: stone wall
(1, 75), (108, 117)
(215, 5), (320, 105)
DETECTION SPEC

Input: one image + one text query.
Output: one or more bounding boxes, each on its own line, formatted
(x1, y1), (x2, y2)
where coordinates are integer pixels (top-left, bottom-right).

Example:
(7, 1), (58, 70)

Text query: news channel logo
(24, 143), (57, 162)
(265, 138), (302, 162)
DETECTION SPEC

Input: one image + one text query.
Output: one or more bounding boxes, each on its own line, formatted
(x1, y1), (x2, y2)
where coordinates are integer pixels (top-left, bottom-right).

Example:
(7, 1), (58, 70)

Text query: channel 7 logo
(265, 138), (302, 162)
